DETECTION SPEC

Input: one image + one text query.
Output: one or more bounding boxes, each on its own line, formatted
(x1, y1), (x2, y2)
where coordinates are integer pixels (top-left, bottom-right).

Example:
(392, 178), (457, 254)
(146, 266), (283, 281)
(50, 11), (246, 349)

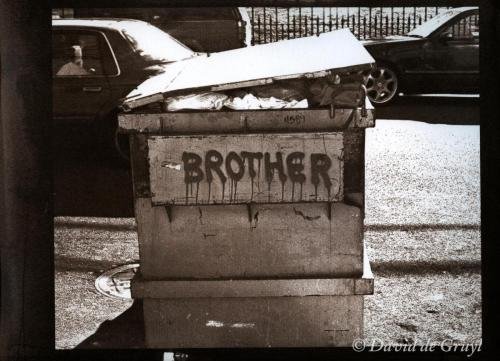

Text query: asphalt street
(54, 97), (481, 350)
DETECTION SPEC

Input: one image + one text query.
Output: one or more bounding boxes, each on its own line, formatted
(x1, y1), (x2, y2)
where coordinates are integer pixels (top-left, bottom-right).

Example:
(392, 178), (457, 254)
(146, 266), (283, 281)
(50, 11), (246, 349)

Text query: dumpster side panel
(343, 129), (365, 209)
(130, 135), (151, 198)
(143, 296), (364, 347)
(148, 133), (344, 205)
(118, 106), (374, 135)
(135, 201), (363, 279)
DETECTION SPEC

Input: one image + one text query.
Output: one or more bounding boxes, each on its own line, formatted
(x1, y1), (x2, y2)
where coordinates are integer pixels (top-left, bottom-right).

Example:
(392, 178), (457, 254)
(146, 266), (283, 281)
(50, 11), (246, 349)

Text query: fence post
(363, 16), (366, 39)
(269, 15), (273, 43)
(322, 8), (326, 33)
(352, 15), (356, 37)
(357, 8), (361, 37)
(299, 8), (302, 37)
(287, 7), (290, 39)
(316, 16), (320, 36)
(336, 9), (339, 29)
(251, 8), (255, 45)
(263, 11), (266, 43)
(275, 7), (279, 41)
(374, 16), (377, 37)
(407, 15), (411, 33)
(257, 16), (261, 44)
(378, 8), (382, 37)
(396, 16), (400, 35)
(391, 7), (394, 32)
(368, 7), (372, 37)
(385, 15), (389, 37)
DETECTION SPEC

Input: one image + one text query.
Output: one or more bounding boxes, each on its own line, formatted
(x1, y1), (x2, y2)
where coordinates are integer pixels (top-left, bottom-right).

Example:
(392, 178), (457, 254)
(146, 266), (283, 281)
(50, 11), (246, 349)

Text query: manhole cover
(95, 263), (139, 300)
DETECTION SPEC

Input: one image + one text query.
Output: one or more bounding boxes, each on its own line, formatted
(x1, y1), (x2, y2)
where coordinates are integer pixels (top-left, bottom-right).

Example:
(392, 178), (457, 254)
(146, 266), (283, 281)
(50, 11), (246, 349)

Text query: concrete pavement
(55, 119), (481, 349)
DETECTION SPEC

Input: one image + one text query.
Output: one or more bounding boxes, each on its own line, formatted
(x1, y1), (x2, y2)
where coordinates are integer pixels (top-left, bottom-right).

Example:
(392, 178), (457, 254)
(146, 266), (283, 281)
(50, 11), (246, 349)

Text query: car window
(442, 14), (479, 40)
(407, 8), (477, 38)
(53, 30), (119, 77)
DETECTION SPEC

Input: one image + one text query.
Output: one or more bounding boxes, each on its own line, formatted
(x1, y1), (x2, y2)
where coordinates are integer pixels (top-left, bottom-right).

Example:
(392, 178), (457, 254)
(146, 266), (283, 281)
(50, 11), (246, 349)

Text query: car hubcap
(365, 67), (398, 104)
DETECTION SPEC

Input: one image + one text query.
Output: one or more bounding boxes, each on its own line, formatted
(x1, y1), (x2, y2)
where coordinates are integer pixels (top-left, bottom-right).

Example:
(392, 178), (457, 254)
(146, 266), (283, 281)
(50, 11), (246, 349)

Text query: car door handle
(82, 86), (102, 92)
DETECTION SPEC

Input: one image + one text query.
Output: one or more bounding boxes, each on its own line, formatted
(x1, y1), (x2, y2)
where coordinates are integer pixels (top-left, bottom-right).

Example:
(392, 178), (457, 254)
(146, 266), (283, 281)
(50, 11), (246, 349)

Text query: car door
(52, 28), (118, 124)
(422, 12), (479, 92)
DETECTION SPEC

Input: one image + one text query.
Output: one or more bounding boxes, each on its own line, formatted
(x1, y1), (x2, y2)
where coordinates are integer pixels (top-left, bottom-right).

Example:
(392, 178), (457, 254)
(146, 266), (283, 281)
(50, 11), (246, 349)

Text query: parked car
(71, 7), (252, 52)
(363, 7), (479, 104)
(53, 19), (374, 161)
(52, 18), (200, 158)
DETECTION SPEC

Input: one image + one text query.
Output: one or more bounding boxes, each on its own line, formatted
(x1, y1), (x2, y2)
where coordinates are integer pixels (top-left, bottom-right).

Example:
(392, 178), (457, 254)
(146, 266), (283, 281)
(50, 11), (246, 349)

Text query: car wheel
(365, 64), (399, 105)
(97, 113), (130, 166)
(113, 126), (130, 164)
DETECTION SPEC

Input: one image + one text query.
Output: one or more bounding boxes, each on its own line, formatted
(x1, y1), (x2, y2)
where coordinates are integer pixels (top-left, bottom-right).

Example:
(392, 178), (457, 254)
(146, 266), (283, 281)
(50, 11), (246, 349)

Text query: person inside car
(56, 44), (90, 76)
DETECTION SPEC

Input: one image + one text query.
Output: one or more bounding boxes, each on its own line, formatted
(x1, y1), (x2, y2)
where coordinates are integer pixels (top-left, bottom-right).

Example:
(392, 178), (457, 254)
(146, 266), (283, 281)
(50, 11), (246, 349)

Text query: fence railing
(249, 7), (456, 44)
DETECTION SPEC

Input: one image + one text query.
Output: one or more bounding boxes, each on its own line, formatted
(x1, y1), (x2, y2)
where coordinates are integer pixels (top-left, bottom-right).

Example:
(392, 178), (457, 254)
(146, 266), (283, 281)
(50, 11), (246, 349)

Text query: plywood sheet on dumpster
(148, 133), (344, 205)
(123, 29), (374, 109)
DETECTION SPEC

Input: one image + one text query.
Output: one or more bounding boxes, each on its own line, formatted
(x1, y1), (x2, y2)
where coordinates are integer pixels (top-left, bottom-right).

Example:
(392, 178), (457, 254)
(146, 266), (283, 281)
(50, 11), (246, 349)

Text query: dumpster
(118, 29), (375, 348)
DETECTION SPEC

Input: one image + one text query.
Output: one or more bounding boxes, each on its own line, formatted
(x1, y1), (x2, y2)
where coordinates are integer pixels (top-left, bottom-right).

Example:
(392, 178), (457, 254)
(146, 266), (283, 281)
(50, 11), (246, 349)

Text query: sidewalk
(54, 119), (481, 349)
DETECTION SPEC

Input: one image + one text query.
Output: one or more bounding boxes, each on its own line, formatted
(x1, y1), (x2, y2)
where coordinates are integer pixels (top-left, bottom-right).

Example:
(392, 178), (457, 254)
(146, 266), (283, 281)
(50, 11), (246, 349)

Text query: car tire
(97, 113), (130, 166)
(113, 124), (130, 164)
(365, 63), (399, 105)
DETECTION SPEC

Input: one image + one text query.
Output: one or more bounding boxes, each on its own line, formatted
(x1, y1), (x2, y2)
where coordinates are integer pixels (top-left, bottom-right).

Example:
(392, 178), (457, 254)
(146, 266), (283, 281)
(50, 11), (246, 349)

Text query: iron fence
(249, 6), (472, 44)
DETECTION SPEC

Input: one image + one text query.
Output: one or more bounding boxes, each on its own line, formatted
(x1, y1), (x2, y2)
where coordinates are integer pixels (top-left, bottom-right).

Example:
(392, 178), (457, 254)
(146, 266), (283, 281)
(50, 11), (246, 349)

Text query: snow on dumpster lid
(121, 29), (375, 111)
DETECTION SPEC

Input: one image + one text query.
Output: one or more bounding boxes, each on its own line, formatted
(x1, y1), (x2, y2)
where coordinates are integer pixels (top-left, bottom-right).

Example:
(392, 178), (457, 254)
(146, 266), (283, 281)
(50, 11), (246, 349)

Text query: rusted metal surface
(143, 295), (365, 347)
(130, 135), (151, 198)
(132, 259), (373, 298)
(118, 98), (374, 134)
(343, 129), (366, 209)
(139, 258), (373, 347)
(148, 133), (344, 205)
(134, 199), (363, 279)
(133, 278), (372, 298)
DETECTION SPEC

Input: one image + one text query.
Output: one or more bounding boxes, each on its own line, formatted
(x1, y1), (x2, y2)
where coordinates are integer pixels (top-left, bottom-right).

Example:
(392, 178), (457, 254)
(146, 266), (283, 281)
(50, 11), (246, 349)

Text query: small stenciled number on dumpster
(283, 113), (306, 125)
(148, 133), (343, 205)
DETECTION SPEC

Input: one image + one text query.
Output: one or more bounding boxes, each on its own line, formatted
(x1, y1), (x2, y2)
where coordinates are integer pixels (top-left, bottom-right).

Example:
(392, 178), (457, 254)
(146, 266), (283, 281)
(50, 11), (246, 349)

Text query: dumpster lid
(121, 29), (375, 111)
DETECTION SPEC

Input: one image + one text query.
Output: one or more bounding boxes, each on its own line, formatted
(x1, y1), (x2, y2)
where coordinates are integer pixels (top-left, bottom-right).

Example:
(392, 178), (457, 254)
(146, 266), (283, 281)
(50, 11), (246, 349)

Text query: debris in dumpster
(164, 91), (307, 111)
(307, 72), (365, 107)
(224, 93), (308, 110)
(165, 92), (228, 111)
(247, 80), (308, 101)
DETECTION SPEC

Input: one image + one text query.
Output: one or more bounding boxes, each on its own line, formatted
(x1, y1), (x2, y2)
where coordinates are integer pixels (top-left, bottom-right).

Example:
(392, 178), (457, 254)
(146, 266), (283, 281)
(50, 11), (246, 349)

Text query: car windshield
(407, 8), (472, 38)
(120, 22), (195, 63)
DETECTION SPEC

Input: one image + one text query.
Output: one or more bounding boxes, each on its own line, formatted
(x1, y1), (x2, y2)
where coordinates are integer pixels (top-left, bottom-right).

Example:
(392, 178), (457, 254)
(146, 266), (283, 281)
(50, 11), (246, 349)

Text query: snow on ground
(365, 119), (480, 226)
(54, 119), (481, 349)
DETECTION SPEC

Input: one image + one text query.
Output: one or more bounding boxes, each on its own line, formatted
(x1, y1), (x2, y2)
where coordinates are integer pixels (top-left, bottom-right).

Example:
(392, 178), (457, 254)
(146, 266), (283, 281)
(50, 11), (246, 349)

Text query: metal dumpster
(118, 29), (375, 348)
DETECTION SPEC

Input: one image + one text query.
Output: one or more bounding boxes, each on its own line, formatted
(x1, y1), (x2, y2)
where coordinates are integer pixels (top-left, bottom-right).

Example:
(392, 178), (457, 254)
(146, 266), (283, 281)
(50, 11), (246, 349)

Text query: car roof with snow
(52, 18), (151, 31)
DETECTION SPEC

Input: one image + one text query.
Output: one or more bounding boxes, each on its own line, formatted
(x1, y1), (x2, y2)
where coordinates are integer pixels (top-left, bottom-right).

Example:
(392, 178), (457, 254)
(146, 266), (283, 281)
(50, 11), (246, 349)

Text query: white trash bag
(165, 92), (229, 111)
(225, 93), (308, 110)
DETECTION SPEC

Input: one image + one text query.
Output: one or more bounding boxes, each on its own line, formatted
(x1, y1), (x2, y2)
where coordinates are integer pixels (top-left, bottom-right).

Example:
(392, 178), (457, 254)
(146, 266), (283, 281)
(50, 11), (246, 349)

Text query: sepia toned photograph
(48, 1), (480, 357)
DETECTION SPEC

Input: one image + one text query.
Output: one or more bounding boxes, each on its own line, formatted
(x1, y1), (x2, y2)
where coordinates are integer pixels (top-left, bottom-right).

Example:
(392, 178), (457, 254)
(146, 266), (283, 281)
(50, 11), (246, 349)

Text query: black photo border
(1, 1), (498, 360)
